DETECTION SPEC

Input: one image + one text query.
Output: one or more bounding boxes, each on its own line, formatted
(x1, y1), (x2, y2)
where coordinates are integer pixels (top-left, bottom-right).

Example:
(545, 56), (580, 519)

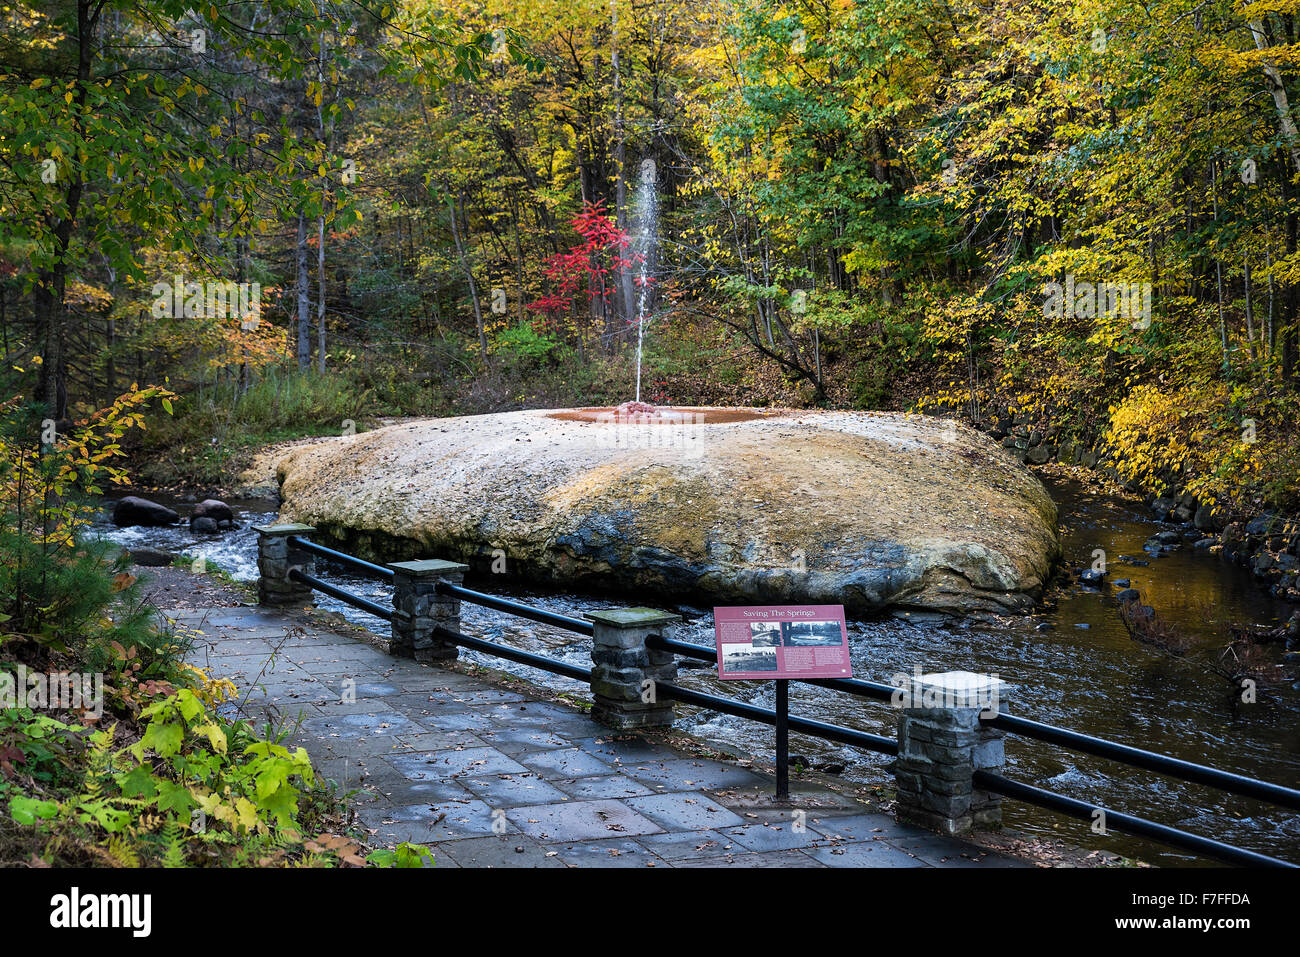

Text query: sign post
(713, 604), (852, 801)
(775, 679), (789, 800)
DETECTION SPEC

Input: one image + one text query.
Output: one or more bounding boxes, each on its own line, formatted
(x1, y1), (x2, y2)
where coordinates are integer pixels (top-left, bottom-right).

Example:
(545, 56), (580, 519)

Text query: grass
(167, 555), (257, 602)
(134, 366), (378, 487)
(129, 347), (641, 486)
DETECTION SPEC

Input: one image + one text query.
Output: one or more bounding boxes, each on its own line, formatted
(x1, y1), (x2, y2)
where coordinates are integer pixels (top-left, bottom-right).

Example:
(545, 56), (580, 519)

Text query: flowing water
(92, 475), (1300, 866)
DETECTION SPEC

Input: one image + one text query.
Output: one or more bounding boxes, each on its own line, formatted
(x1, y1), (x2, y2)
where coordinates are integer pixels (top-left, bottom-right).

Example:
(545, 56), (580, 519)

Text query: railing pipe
(433, 626), (592, 683)
(288, 535), (396, 580)
(974, 770), (1298, 869)
(435, 581), (595, 636)
(287, 567), (393, 621)
(986, 713), (1300, 813)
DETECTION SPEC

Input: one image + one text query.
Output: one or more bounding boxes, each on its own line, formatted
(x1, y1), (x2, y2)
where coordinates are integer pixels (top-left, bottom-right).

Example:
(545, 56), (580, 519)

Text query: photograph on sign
(720, 641), (778, 674)
(782, 620), (844, 646)
(714, 605), (852, 679)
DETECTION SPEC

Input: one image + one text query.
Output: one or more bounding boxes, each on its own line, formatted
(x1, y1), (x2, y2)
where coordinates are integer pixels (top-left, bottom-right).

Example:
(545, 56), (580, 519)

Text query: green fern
(160, 818), (187, 868)
(104, 833), (140, 868)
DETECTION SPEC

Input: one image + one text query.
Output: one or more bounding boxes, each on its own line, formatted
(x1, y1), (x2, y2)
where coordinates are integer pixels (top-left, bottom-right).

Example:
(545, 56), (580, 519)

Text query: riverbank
(966, 410), (1300, 611)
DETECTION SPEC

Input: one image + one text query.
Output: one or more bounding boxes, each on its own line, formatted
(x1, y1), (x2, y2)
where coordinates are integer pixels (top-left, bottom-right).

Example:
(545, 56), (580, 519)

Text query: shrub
(0, 388), (428, 867)
(494, 321), (561, 368)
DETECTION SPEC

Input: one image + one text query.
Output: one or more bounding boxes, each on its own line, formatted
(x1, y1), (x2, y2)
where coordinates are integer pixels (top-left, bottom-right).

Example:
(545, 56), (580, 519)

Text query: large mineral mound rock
(273, 408), (1059, 617)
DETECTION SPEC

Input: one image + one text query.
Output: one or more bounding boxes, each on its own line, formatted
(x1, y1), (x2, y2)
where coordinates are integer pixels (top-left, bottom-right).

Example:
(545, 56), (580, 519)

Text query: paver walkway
(166, 602), (1026, 868)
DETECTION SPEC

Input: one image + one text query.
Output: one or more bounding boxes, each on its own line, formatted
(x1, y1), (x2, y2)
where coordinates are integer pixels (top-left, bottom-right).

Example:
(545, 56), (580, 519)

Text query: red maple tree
(527, 201), (643, 334)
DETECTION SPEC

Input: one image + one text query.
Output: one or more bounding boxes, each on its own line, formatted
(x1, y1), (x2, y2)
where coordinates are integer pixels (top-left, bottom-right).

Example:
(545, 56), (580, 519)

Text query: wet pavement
(164, 602), (1026, 868)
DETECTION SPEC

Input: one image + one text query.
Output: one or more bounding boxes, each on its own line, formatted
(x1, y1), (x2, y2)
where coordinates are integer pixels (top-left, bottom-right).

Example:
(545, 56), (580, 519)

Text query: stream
(93, 475), (1300, 866)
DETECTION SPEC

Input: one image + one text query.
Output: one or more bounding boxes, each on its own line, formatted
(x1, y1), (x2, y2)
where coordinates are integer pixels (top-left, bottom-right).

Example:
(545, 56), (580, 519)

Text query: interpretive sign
(713, 605), (852, 680)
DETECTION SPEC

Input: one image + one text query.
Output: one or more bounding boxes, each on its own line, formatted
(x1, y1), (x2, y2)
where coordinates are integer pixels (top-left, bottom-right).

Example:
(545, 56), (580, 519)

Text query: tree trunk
(1212, 163), (1229, 371)
(1285, 180), (1298, 383)
(316, 8), (328, 373)
(296, 209), (311, 371)
(1245, 258), (1257, 361)
(36, 280), (67, 421)
(1267, 247), (1276, 358)
(611, 0), (635, 330)
(105, 318), (115, 402)
(449, 194), (486, 355)
(0, 284), (8, 364)
(511, 195), (525, 322)
(1248, 19), (1300, 174)
(37, 0), (95, 419)
(317, 211), (326, 373)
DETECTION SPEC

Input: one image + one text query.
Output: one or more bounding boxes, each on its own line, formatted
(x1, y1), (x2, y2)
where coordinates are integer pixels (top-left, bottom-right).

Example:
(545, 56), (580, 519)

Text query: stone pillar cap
(584, 608), (682, 628)
(251, 523), (316, 535)
(387, 559), (470, 577)
(912, 670), (1007, 692)
(902, 670), (1010, 707)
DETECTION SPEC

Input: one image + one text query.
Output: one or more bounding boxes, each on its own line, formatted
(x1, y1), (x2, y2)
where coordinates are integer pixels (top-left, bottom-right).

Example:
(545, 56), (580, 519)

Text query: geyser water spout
(633, 157), (658, 403)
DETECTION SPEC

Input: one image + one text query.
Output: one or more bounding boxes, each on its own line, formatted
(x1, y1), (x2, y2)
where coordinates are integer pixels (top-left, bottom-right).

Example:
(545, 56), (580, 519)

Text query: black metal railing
(971, 770), (1290, 868)
(276, 539), (1300, 868)
(431, 625), (593, 683)
(984, 711), (1300, 812)
(289, 535), (396, 581)
(436, 581), (595, 636)
(288, 566), (393, 621)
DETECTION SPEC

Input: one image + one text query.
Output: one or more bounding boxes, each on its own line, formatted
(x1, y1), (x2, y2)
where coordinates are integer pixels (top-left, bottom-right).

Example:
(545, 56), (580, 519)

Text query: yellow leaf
(200, 722), (227, 754)
(235, 797), (258, 831)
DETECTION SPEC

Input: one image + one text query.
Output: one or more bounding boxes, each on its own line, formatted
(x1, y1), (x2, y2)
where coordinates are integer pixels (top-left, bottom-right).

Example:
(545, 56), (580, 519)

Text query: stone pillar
(893, 671), (1008, 835)
(254, 523), (317, 608)
(388, 560), (468, 662)
(585, 608), (681, 730)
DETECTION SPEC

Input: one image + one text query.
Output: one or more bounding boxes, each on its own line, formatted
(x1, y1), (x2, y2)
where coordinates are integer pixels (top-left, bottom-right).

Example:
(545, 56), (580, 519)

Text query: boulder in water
(1193, 503), (1225, 532)
(128, 547), (175, 567)
(191, 499), (234, 528)
(112, 496), (179, 527)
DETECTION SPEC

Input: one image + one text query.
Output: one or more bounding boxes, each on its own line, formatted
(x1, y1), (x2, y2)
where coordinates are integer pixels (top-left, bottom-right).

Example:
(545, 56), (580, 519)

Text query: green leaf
(139, 719), (184, 758)
(11, 795), (60, 825)
(116, 764), (159, 800)
(155, 780), (195, 816)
